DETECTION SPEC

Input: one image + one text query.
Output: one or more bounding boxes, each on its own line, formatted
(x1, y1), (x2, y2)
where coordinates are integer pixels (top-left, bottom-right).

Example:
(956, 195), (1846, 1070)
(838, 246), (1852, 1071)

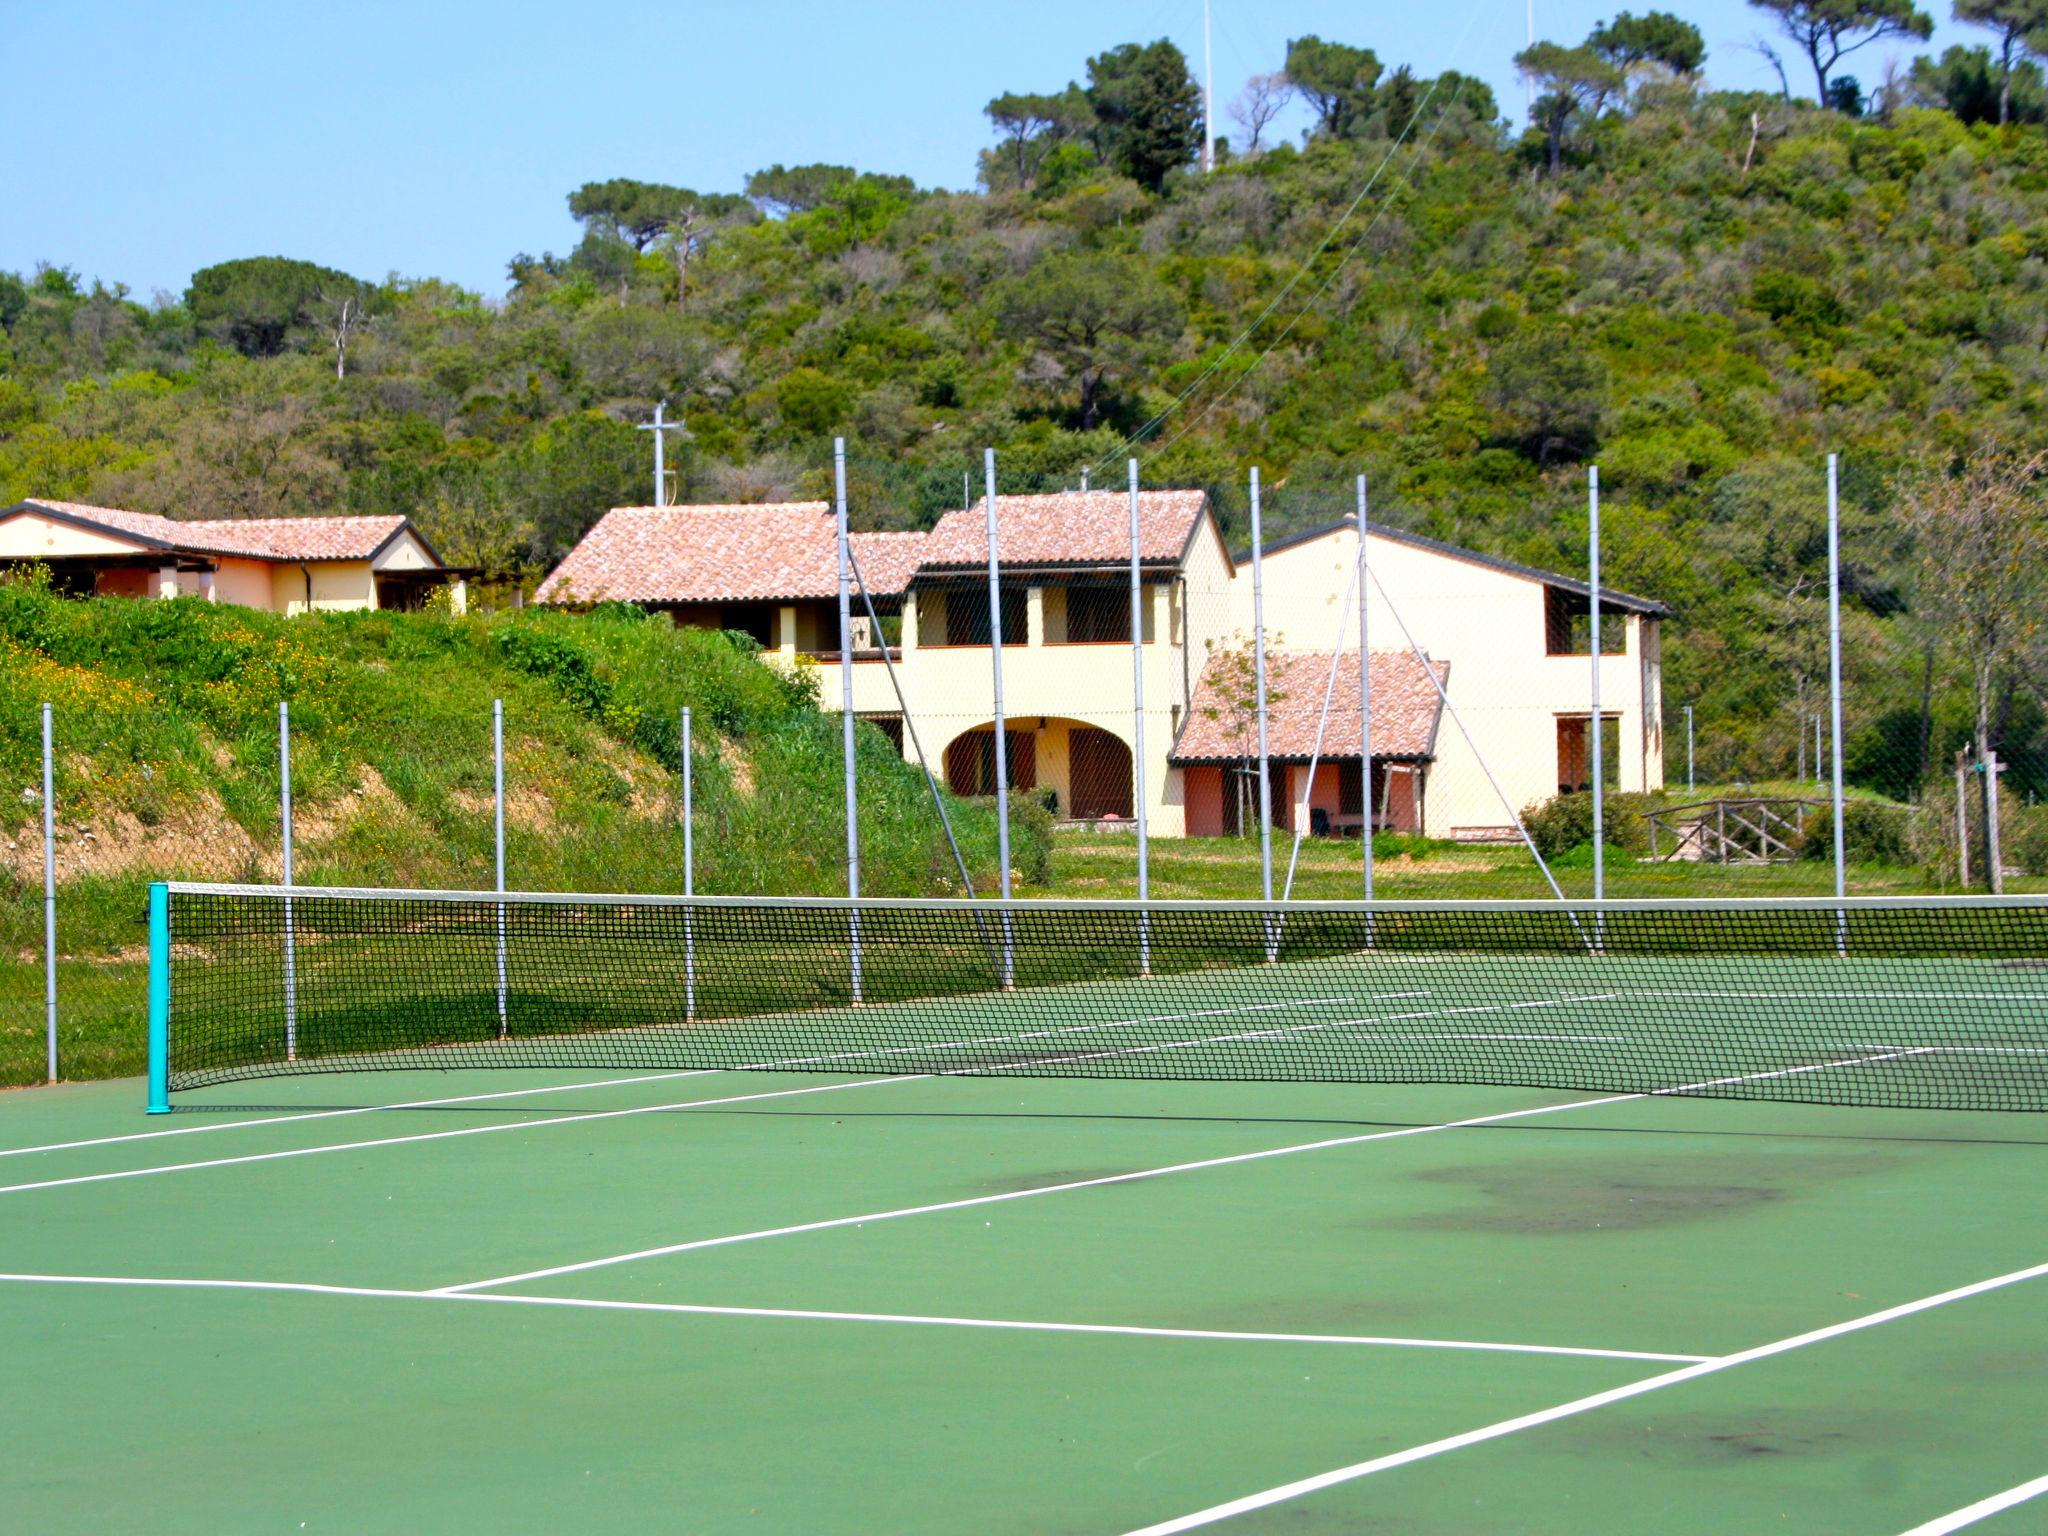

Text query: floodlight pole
(493, 698), (508, 1037)
(1251, 466), (1276, 959)
(835, 438), (863, 1003)
(41, 702), (55, 1083)
(280, 701), (298, 1061)
(1589, 467), (1605, 920)
(986, 448), (1014, 988)
(1358, 476), (1374, 926)
(1826, 454), (1847, 950)
(681, 705), (696, 1020)
(1128, 458), (1151, 976)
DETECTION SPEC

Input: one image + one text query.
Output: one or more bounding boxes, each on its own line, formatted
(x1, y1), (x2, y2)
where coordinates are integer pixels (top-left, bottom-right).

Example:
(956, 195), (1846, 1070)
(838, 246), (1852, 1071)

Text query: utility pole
(637, 400), (687, 507)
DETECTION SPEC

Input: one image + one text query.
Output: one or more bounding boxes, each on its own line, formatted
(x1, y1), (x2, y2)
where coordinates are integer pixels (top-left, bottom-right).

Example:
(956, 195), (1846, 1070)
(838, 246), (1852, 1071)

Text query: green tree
(568, 181), (754, 309)
(1515, 43), (1625, 174)
(998, 253), (1182, 430)
(1952, 0), (2048, 122)
(1487, 326), (1608, 464)
(984, 88), (1095, 185)
(1083, 40), (1204, 192)
(1747, 0), (1934, 104)
(1589, 10), (1708, 72)
(1283, 35), (1384, 138)
(185, 256), (373, 360)
(1911, 42), (2048, 121)
(744, 163), (856, 215)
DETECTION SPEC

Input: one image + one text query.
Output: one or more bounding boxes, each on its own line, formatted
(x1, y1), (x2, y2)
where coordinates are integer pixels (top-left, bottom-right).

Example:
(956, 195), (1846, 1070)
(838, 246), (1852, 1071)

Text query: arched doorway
(942, 719), (1134, 822)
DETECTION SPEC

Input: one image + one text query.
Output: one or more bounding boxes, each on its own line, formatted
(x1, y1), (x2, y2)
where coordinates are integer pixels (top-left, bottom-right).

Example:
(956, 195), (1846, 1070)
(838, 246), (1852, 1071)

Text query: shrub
(1800, 800), (1912, 865)
(1521, 791), (1659, 860)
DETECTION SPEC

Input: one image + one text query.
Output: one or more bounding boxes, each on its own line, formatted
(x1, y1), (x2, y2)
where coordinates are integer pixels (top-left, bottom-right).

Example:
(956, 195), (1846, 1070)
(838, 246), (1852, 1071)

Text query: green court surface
(4, 1056), (2048, 1534)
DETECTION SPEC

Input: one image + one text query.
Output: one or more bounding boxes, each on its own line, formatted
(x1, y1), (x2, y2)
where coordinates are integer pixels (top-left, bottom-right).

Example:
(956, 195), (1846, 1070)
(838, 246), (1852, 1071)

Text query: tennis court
(3, 887), (2047, 1533)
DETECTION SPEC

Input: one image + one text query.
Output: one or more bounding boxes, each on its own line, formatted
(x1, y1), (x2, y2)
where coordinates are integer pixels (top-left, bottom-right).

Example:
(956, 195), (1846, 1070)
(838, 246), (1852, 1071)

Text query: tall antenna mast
(637, 400), (687, 507)
(1203, 0), (1216, 172)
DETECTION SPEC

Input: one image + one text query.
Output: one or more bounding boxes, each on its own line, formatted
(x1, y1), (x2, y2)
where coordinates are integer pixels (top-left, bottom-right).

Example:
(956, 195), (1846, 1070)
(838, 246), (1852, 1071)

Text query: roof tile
(918, 490), (1208, 569)
(1171, 649), (1448, 763)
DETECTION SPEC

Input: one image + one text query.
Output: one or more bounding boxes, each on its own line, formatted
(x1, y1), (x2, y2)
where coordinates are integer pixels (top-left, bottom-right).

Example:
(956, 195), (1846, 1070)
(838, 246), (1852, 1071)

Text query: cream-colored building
(0, 499), (469, 614)
(537, 494), (1667, 841)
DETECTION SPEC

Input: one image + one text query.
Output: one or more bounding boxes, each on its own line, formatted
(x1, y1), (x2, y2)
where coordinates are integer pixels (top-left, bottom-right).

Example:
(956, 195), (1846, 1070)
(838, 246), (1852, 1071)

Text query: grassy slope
(0, 580), (1027, 1085)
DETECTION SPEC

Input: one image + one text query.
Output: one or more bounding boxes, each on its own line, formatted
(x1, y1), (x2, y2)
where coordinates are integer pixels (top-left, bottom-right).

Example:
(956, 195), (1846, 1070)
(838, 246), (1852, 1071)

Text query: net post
(985, 447), (1014, 988)
(493, 698), (508, 1037)
(681, 705), (696, 1020)
(1128, 458), (1151, 977)
(279, 701), (297, 1061)
(1250, 465), (1276, 962)
(42, 701), (56, 1083)
(146, 882), (170, 1113)
(1826, 453), (1847, 955)
(835, 438), (864, 1003)
(1589, 466), (1606, 952)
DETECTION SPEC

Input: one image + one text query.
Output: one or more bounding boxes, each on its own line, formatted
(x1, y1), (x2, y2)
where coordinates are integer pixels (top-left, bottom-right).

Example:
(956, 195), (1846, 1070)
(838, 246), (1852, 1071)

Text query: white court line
(1632, 990), (2048, 1003)
(0, 1075), (924, 1196)
(1896, 1471), (2048, 1535)
(0, 1273), (1708, 1364)
(433, 1051), (1925, 1296)
(0, 1069), (721, 1160)
(1118, 1250), (2048, 1536)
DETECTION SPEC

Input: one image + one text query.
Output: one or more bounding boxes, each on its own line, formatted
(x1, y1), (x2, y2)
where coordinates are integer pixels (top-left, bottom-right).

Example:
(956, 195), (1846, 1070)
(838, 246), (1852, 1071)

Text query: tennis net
(148, 883), (2048, 1113)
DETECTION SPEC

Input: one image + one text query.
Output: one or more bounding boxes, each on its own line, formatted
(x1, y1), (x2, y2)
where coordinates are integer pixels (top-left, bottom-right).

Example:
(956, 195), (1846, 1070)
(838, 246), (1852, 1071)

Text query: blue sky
(1, 0), (1986, 300)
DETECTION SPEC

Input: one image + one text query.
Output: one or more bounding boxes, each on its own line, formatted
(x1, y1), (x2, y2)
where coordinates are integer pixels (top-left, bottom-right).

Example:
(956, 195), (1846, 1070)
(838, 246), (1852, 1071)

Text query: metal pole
(1826, 454), (1847, 949)
(1589, 467), (1605, 916)
(653, 401), (665, 507)
(1251, 466), (1276, 958)
(1128, 458), (1150, 976)
(279, 701), (298, 1061)
(1358, 477), (1373, 927)
(985, 447), (1014, 987)
(41, 702), (56, 1083)
(1685, 704), (1694, 793)
(1984, 749), (2005, 896)
(681, 705), (695, 1020)
(835, 438), (863, 1003)
(1815, 715), (1824, 787)
(493, 698), (507, 1037)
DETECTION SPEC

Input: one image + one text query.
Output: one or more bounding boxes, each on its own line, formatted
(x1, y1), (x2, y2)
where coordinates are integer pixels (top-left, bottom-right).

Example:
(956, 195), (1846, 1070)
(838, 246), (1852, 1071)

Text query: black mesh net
(160, 885), (2048, 1112)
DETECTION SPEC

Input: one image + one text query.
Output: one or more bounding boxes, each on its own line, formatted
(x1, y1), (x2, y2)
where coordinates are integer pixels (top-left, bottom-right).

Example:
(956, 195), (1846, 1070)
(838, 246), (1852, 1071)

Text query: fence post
(1250, 466), (1275, 959)
(279, 701), (298, 1061)
(985, 447), (1013, 988)
(1358, 476), (1373, 940)
(1825, 453), (1847, 952)
(42, 701), (56, 1083)
(1984, 748), (2005, 897)
(835, 437), (863, 1003)
(1684, 703), (1694, 794)
(1128, 457), (1150, 976)
(1588, 468), (1605, 926)
(681, 705), (696, 1020)
(493, 698), (507, 1037)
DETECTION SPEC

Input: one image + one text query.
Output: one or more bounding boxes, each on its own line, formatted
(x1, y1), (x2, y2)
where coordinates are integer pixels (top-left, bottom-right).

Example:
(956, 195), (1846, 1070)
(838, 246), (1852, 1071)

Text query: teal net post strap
(150, 884), (2048, 1114)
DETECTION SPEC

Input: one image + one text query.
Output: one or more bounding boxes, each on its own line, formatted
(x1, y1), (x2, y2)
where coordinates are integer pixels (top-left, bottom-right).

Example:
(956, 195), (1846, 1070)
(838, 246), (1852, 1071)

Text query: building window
(1544, 587), (1627, 657)
(1061, 585), (1131, 644)
(1555, 715), (1622, 795)
(942, 584), (1027, 646)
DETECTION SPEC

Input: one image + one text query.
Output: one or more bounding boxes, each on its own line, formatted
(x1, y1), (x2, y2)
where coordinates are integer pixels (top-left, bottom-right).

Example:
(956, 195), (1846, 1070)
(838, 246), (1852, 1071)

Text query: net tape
(161, 885), (2048, 1111)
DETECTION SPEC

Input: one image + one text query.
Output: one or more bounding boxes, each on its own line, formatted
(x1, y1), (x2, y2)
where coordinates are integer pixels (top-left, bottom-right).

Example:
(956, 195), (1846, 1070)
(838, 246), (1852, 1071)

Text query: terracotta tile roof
(534, 503), (925, 605)
(1171, 649), (1448, 764)
(13, 500), (419, 563)
(918, 490), (1209, 570)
